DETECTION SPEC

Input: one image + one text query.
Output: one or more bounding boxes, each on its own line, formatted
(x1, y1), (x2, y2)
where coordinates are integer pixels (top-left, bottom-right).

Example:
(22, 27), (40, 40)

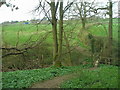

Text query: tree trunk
(51, 1), (59, 64)
(64, 31), (72, 66)
(82, 18), (86, 29)
(51, 0), (64, 67)
(76, 2), (86, 29)
(58, 0), (63, 60)
(108, 0), (113, 63)
(82, 2), (86, 29)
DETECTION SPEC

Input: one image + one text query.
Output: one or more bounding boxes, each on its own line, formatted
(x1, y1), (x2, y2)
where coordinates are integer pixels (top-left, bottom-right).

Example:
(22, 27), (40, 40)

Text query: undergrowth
(60, 65), (119, 88)
(2, 65), (82, 88)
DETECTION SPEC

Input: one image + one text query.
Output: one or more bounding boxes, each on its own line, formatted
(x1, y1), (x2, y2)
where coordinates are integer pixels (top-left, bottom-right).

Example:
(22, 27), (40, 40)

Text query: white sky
(0, 0), (119, 23)
(0, 0), (39, 23)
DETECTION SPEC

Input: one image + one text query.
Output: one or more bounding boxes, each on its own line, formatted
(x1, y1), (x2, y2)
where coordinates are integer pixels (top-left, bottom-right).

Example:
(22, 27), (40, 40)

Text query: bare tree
(35, 0), (75, 67)
(75, 2), (87, 29)
(74, 0), (98, 29)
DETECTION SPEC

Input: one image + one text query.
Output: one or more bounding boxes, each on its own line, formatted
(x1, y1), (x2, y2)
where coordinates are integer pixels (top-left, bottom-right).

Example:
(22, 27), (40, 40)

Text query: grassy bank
(60, 65), (119, 88)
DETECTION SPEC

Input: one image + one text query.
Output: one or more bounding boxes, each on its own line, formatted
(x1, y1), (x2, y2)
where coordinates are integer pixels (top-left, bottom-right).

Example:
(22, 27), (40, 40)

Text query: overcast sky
(0, 0), (39, 23)
(0, 0), (118, 23)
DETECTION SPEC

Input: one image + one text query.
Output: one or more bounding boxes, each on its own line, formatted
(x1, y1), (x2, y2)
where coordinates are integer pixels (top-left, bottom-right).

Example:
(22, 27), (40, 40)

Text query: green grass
(2, 65), (83, 88)
(2, 64), (119, 88)
(60, 65), (119, 88)
(88, 23), (118, 40)
(2, 24), (52, 46)
(2, 19), (118, 47)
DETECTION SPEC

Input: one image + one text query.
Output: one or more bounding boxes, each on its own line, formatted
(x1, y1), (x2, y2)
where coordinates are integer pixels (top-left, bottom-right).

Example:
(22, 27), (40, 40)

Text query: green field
(2, 24), (52, 46)
(2, 19), (118, 47)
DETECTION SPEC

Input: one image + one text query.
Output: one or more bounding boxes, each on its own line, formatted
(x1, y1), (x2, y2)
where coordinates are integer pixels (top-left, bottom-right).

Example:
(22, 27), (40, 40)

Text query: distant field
(2, 24), (52, 46)
(2, 21), (81, 46)
(88, 23), (118, 41)
(2, 19), (118, 47)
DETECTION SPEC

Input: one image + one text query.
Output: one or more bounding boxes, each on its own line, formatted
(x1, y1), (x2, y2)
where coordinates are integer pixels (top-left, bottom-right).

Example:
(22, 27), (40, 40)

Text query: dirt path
(30, 67), (96, 88)
(30, 73), (78, 88)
